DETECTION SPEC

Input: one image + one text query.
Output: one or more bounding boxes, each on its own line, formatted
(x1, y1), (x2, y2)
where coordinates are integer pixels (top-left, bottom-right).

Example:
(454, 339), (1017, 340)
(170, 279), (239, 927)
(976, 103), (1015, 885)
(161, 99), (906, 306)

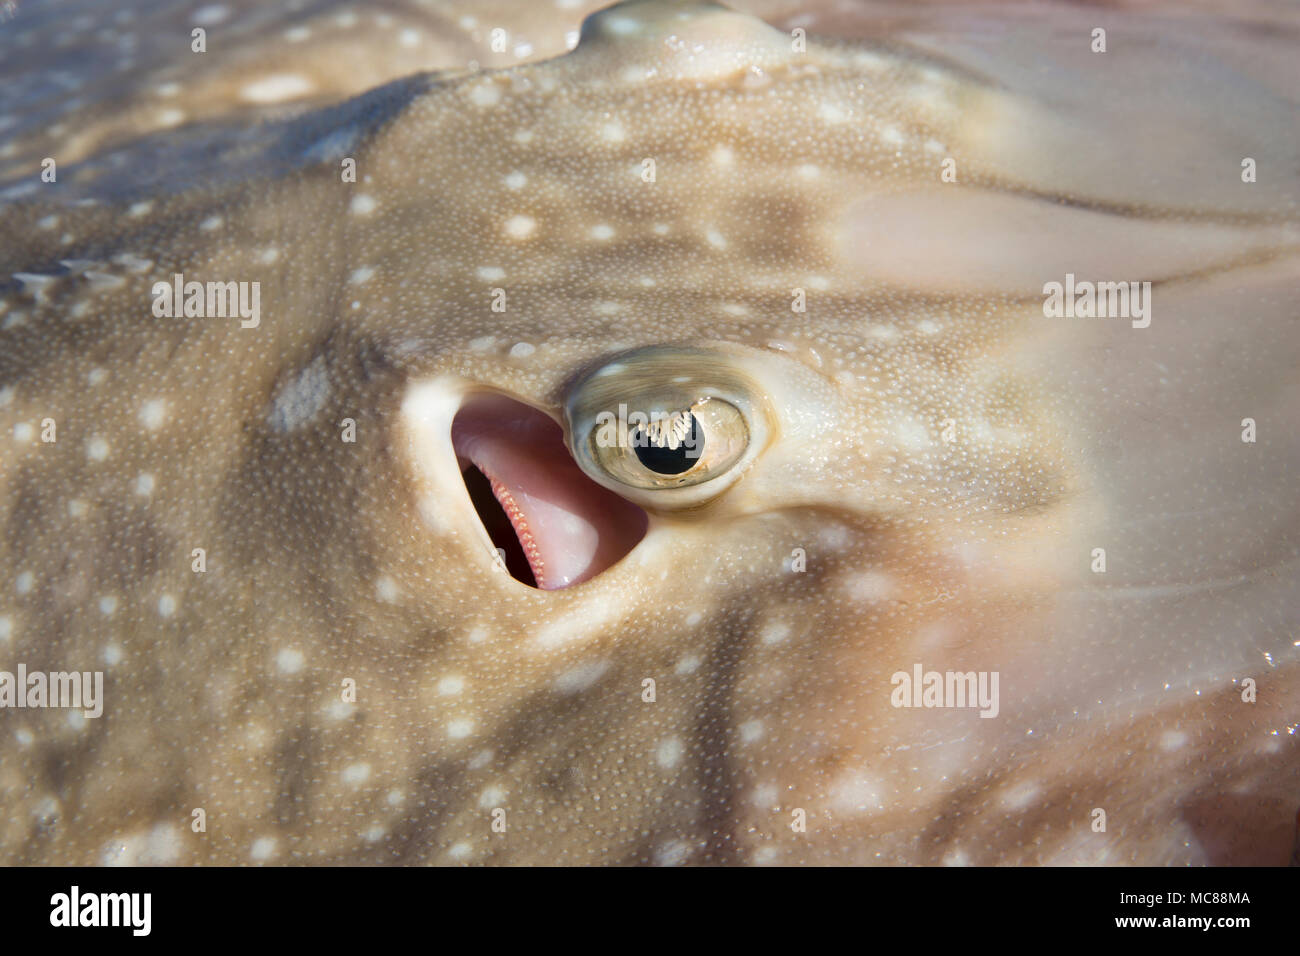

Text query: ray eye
(587, 397), (749, 491)
(564, 346), (772, 509)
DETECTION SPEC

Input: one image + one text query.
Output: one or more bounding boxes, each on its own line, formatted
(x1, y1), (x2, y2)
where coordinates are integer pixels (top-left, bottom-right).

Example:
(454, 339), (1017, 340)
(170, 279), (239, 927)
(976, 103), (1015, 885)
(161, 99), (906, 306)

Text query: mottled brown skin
(0, 0), (1296, 864)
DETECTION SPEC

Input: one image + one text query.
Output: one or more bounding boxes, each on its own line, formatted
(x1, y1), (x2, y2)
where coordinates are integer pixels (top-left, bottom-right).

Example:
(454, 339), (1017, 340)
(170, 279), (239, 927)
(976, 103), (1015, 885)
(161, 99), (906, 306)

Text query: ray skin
(0, 0), (1296, 865)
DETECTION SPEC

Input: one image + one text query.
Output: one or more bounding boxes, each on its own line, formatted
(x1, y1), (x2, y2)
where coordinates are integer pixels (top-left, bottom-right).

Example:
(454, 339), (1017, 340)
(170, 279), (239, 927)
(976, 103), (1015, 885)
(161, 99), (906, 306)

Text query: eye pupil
(633, 412), (704, 475)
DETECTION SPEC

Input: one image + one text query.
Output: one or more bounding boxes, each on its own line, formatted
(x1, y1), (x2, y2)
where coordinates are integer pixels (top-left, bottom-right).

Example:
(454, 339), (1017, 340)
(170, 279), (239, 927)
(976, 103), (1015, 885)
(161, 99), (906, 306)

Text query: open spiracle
(0, 0), (1295, 924)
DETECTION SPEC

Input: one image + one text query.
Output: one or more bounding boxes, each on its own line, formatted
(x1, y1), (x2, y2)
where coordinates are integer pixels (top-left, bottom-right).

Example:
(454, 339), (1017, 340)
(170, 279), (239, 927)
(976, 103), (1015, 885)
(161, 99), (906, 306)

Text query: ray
(0, 0), (1296, 865)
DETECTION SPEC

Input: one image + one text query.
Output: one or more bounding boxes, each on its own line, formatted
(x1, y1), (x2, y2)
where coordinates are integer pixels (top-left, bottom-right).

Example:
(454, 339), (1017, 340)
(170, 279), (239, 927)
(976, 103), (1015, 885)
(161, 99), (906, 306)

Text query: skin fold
(0, 0), (1296, 864)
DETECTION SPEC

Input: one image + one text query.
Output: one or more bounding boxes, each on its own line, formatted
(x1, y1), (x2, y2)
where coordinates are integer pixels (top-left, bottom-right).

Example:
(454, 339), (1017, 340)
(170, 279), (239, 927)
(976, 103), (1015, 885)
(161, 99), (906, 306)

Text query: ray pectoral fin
(449, 394), (647, 590)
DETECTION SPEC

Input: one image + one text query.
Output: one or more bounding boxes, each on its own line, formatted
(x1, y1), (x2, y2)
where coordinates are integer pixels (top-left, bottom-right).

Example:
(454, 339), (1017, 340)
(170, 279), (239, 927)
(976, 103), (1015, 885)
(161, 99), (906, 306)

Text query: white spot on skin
(342, 762), (371, 786)
(32, 796), (60, 823)
(477, 785), (505, 809)
(845, 571), (895, 603)
(15, 571), (33, 594)
(249, 837), (277, 861)
(199, 215), (223, 232)
(554, 660), (611, 695)
(656, 737), (683, 769)
(68, 499), (87, 518)
(447, 718), (475, 739)
(600, 122), (625, 143)
(135, 473), (155, 496)
(818, 103), (848, 124)
(685, 611), (703, 628)
(675, 654), (701, 675)
(128, 201), (152, 218)
(477, 266), (505, 281)
(894, 419), (932, 451)
(760, 621), (791, 645)
(0, 615), (11, 643)
(448, 842), (472, 861)
(138, 399), (167, 430)
(192, 5), (230, 26)
(469, 82), (502, 108)
(797, 164), (820, 179)
(268, 356), (330, 433)
(437, 676), (465, 696)
(504, 215), (536, 239)
(1160, 730), (1189, 752)
(326, 699), (353, 721)
(739, 719), (764, 743)
(349, 194), (377, 216)
(13, 422), (33, 443)
(829, 771), (887, 813)
(508, 342), (536, 360)
(240, 73), (315, 104)
(504, 171), (527, 190)
(705, 228), (727, 249)
(102, 643), (123, 666)
(98, 595), (117, 616)
(1000, 781), (1041, 811)
(0, 386), (12, 408)
(155, 108), (185, 128)
(86, 437), (110, 461)
(284, 26), (311, 43)
(349, 266), (375, 284)
(589, 224), (615, 241)
(158, 594), (176, 617)
(710, 145), (734, 167)
(257, 247), (280, 264)
(376, 576), (399, 602)
(276, 648), (305, 675)
(654, 840), (691, 867)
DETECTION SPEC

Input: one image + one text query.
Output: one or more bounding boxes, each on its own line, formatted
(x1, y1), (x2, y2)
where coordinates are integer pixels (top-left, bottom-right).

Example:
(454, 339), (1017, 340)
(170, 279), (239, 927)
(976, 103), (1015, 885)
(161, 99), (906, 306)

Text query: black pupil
(633, 414), (704, 475)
